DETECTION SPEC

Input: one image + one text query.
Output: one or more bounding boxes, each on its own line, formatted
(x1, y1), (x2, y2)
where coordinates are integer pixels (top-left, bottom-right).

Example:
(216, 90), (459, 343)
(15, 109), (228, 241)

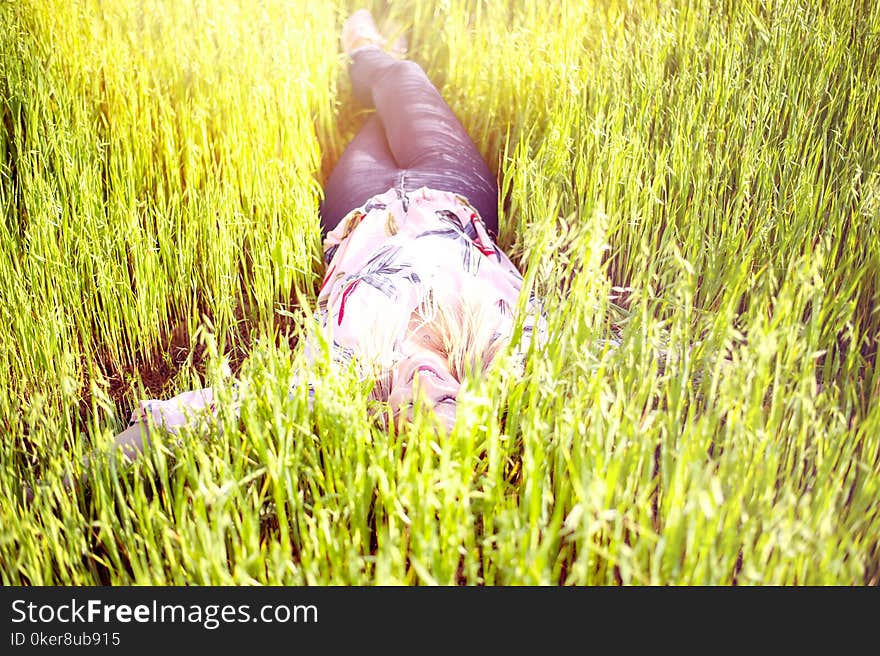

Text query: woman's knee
(375, 59), (430, 91)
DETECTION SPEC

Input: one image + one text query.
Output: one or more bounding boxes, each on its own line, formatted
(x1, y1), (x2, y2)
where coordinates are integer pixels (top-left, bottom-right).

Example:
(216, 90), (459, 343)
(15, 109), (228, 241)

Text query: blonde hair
(409, 285), (506, 383)
(364, 285), (512, 423)
(359, 288), (512, 434)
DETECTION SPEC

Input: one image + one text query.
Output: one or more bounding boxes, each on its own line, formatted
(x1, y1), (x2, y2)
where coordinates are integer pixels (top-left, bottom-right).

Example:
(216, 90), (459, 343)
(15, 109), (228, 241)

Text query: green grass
(1, 0), (878, 585)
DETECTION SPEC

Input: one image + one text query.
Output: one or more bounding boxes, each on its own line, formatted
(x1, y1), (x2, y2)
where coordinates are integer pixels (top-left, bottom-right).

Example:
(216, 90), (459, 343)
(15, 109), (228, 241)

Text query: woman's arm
(23, 386), (218, 504)
(22, 421), (150, 504)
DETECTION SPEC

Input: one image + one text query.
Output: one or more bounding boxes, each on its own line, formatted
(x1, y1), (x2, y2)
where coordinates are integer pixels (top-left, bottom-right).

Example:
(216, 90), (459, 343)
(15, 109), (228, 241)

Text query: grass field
(1, 0), (878, 585)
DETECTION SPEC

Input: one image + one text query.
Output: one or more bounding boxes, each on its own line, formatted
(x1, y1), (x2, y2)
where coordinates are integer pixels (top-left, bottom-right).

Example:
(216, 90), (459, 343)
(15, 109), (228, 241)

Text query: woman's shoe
(342, 9), (408, 59)
(341, 9), (386, 57)
(380, 16), (408, 59)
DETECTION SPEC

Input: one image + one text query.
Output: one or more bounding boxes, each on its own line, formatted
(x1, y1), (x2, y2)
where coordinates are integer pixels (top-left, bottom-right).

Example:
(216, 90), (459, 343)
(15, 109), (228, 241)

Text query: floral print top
(314, 186), (540, 369)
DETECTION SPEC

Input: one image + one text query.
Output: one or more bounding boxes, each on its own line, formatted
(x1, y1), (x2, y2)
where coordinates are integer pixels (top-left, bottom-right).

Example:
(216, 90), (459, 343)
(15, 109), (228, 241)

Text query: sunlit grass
(1, 0), (878, 585)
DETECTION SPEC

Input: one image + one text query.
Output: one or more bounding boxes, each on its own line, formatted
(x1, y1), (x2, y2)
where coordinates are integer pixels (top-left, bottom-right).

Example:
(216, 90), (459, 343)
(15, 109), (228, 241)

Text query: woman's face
(389, 340), (459, 431)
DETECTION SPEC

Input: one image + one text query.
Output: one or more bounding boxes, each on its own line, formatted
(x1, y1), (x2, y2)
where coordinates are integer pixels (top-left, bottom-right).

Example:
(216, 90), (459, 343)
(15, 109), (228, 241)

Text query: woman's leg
(348, 48), (499, 234)
(319, 114), (401, 233)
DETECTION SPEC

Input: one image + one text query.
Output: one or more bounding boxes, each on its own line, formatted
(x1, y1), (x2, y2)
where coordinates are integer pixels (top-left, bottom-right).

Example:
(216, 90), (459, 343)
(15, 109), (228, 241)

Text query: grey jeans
(319, 48), (499, 236)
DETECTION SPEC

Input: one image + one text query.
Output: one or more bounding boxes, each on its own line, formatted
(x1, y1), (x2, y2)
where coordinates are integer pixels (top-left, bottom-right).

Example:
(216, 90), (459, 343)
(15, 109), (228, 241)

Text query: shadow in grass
(80, 299), (305, 436)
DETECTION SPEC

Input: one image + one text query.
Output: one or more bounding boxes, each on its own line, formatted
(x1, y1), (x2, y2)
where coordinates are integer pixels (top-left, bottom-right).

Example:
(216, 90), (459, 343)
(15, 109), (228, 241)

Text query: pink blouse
(130, 186), (542, 432)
